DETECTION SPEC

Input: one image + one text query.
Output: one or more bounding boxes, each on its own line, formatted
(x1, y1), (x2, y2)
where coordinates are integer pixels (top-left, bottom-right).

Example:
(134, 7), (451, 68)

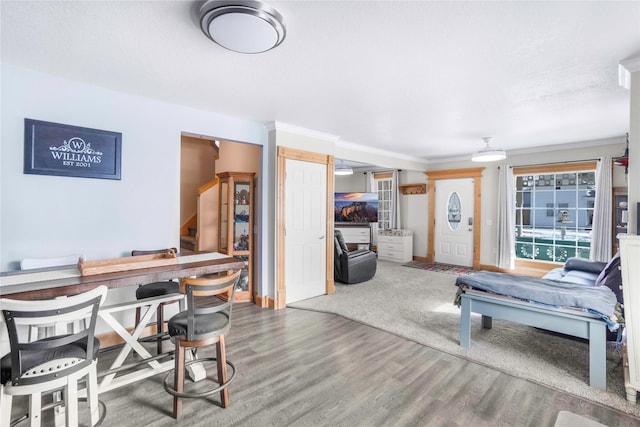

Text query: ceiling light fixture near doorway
(471, 137), (506, 162)
(334, 160), (353, 176)
(199, 0), (286, 54)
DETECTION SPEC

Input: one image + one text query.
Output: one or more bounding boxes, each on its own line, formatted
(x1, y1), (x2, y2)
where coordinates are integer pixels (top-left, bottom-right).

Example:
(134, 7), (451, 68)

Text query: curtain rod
(502, 158), (601, 169)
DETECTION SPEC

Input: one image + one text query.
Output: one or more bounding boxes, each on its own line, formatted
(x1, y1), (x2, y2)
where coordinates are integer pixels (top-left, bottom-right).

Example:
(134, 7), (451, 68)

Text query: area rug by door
(289, 260), (640, 417)
(403, 260), (476, 276)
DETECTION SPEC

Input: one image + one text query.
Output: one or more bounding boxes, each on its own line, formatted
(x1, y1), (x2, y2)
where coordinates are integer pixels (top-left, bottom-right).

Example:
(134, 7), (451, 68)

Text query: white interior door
(434, 178), (474, 266)
(285, 159), (327, 304)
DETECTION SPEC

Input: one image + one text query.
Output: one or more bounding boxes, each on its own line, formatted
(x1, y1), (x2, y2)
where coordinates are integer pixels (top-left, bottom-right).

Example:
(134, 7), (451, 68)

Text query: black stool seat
(134, 280), (180, 353)
(0, 285), (107, 427)
(1, 336), (100, 385)
(135, 281), (180, 300)
(168, 312), (229, 337)
(132, 248), (180, 354)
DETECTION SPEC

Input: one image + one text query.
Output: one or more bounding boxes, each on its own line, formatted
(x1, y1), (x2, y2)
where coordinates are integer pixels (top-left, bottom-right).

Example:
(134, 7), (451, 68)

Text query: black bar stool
(132, 248), (181, 354)
(163, 270), (240, 419)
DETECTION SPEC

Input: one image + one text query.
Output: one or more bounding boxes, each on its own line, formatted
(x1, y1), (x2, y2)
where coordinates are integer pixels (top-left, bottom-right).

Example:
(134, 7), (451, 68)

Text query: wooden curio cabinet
(218, 172), (255, 302)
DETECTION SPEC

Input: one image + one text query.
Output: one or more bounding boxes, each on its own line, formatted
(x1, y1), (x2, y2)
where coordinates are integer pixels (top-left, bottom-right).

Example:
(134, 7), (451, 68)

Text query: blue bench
(459, 289), (607, 389)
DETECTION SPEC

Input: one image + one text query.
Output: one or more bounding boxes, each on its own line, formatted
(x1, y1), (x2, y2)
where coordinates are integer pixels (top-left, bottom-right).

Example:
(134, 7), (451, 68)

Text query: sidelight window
(376, 176), (393, 230)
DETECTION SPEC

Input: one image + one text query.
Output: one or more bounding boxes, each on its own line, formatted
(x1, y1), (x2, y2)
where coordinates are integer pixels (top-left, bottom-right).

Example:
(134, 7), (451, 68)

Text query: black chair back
(1, 286), (107, 387)
(176, 270), (241, 342)
(334, 230), (349, 256)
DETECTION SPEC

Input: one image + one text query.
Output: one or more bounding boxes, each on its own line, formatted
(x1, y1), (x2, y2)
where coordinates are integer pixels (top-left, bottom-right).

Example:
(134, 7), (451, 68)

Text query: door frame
(425, 168), (484, 269)
(276, 147), (335, 309)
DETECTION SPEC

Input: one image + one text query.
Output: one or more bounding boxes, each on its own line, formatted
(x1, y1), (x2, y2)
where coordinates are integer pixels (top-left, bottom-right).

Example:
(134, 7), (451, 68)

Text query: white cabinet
(620, 234), (640, 402)
(377, 230), (413, 262)
(335, 224), (371, 250)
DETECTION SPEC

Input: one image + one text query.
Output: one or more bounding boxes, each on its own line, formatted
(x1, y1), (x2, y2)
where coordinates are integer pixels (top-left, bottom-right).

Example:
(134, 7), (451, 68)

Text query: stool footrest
(163, 357), (236, 399)
(137, 331), (171, 343)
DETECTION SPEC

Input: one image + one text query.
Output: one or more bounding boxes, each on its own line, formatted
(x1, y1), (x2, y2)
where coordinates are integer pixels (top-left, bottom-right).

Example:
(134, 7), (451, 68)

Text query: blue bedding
(455, 271), (619, 321)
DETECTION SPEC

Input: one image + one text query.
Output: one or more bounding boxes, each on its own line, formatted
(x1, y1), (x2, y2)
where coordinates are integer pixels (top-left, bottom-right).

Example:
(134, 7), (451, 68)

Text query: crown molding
(266, 123), (622, 166)
(265, 121), (339, 143)
(266, 121), (428, 165)
(619, 56), (640, 89)
(427, 154), (478, 164)
(426, 136), (626, 165)
(336, 139), (429, 164)
(508, 136), (624, 157)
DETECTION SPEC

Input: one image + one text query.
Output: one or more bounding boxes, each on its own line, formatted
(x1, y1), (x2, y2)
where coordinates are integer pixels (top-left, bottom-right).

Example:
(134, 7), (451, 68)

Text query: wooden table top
(0, 252), (245, 300)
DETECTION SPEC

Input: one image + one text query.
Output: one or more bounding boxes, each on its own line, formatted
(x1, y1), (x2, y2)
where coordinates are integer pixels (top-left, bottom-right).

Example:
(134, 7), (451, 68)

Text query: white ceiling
(1, 1), (639, 163)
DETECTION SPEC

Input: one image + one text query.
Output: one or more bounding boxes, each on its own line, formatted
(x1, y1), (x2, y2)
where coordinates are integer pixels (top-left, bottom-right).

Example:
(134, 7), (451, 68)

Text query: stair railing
(195, 177), (220, 252)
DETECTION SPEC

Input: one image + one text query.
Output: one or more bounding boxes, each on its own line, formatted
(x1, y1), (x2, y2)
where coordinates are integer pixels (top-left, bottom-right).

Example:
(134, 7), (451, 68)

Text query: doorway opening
(179, 132), (262, 302)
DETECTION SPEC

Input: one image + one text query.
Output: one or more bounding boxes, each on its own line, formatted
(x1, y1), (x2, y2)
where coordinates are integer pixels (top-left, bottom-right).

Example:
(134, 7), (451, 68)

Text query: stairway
(180, 225), (197, 253)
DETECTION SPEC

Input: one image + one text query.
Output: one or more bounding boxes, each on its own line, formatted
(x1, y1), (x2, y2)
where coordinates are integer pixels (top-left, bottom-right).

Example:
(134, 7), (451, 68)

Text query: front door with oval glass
(435, 178), (474, 266)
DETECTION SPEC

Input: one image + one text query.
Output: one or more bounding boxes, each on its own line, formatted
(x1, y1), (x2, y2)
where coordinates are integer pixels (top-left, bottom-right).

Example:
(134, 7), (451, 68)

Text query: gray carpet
(289, 260), (640, 417)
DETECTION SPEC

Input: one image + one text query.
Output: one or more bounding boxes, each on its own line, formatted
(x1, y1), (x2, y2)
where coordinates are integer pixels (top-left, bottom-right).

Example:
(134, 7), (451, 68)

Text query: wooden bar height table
(0, 252), (245, 394)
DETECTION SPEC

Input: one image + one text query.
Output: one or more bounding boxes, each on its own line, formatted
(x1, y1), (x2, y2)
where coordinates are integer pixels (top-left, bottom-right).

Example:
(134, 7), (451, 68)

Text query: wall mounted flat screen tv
(335, 192), (378, 223)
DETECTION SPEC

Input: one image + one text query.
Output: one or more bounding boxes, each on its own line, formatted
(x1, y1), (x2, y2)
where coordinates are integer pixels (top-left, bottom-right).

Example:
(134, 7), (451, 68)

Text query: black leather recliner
(334, 229), (377, 284)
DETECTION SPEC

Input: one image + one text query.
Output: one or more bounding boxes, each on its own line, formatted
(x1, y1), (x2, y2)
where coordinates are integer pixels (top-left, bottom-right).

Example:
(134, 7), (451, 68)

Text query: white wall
(334, 173), (367, 192)
(329, 140), (626, 266)
(1, 65), (628, 303)
(0, 64), (267, 272)
(335, 168), (429, 258)
(400, 170), (429, 258)
(424, 138), (626, 266)
(335, 145), (429, 172)
(1, 65), (271, 338)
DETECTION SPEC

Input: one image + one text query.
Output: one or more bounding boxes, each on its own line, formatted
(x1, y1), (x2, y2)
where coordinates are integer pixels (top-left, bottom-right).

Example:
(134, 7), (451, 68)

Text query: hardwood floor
(9, 303), (640, 426)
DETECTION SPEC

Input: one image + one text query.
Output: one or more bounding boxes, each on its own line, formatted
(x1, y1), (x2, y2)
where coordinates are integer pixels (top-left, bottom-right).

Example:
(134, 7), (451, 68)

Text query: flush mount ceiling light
(471, 137), (506, 162)
(334, 159), (353, 176)
(199, 0), (286, 54)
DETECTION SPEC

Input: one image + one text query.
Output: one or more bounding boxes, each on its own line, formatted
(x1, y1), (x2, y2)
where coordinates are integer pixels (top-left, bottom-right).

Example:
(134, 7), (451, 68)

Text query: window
(375, 173), (393, 230)
(513, 162), (596, 263)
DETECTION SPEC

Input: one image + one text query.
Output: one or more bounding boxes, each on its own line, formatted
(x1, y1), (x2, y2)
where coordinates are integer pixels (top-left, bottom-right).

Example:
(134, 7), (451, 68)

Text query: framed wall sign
(24, 119), (122, 180)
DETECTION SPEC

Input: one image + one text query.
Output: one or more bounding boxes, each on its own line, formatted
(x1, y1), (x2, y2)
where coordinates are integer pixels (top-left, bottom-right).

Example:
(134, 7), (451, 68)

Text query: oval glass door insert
(447, 192), (462, 230)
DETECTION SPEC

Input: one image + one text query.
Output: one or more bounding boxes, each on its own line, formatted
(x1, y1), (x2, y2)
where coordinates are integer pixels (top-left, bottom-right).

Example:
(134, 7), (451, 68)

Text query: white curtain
(590, 156), (612, 261)
(391, 169), (401, 229)
(365, 172), (378, 245)
(497, 166), (516, 269)
(365, 171), (375, 192)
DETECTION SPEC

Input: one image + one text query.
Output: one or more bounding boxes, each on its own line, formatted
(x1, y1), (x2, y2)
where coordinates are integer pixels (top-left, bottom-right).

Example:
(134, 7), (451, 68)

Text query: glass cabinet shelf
(217, 172), (255, 302)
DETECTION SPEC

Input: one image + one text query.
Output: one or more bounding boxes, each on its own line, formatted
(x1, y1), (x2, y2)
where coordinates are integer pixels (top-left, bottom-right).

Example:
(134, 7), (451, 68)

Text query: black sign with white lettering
(24, 119), (122, 180)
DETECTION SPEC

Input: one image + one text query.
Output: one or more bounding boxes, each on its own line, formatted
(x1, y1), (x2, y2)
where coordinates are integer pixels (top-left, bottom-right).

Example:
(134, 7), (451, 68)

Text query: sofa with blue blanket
(543, 253), (623, 304)
(455, 252), (625, 340)
(543, 253), (623, 341)
(542, 257), (606, 286)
